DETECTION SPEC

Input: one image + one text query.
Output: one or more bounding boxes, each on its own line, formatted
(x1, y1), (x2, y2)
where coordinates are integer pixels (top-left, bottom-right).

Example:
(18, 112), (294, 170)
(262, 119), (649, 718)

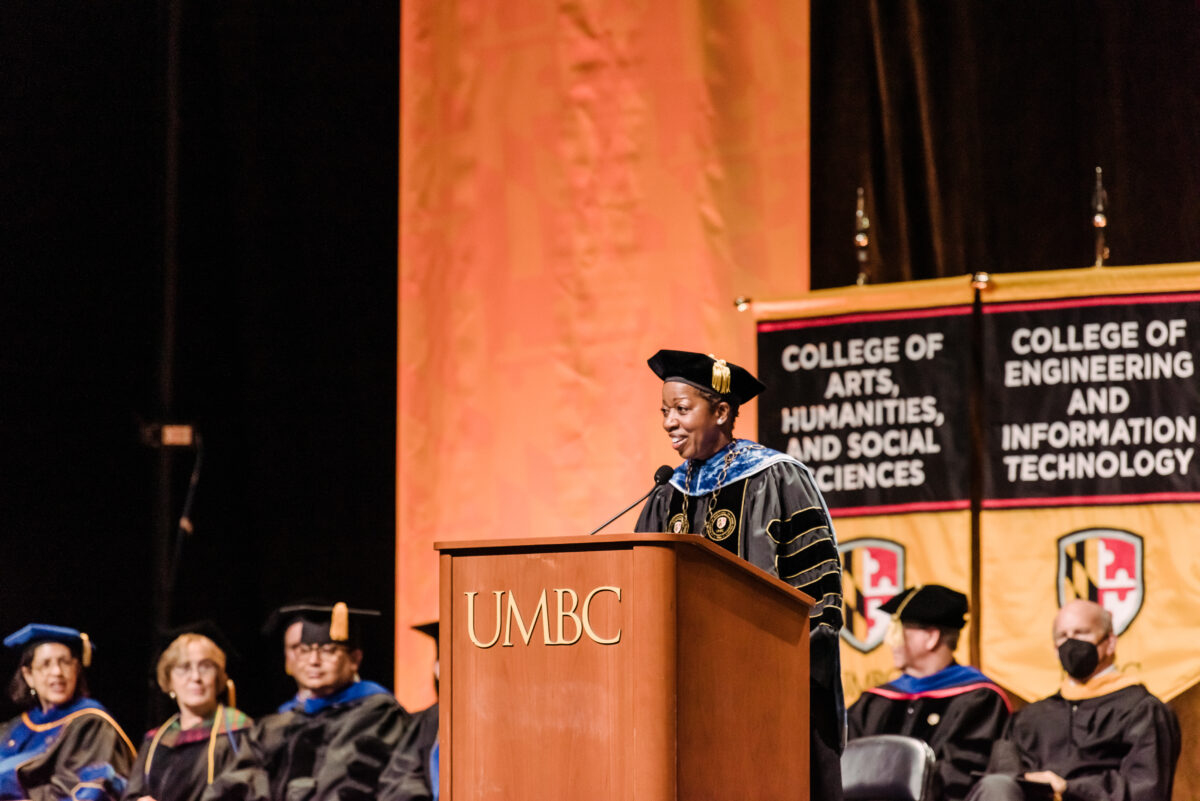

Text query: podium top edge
(435, 532), (695, 551)
(434, 533), (816, 608)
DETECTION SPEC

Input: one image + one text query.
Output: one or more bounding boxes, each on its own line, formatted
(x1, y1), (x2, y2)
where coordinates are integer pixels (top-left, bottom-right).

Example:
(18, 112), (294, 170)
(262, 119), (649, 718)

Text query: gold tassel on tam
(79, 632), (92, 667)
(884, 619), (906, 650)
(883, 585), (923, 650)
(225, 679), (237, 708)
(330, 602), (350, 642)
(709, 356), (731, 394)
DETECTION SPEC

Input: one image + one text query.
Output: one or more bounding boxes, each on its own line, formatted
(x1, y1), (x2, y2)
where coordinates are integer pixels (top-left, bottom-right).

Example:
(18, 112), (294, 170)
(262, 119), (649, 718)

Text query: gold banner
(837, 511), (973, 705)
(752, 274), (977, 321)
(980, 503), (1200, 702)
(753, 276), (977, 705)
(978, 263), (1200, 702)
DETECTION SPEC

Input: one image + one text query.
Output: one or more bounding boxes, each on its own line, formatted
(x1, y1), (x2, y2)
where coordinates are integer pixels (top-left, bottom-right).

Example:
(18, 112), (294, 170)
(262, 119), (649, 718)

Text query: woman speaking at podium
(635, 349), (846, 801)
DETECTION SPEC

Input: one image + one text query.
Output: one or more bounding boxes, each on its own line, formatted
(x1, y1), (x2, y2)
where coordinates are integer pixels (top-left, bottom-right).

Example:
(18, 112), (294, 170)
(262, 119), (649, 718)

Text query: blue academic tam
(3, 623), (90, 651)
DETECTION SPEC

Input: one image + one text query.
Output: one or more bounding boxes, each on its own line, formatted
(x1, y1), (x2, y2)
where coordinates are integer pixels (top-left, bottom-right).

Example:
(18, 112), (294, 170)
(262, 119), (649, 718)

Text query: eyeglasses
(30, 656), (77, 674)
(170, 660), (219, 678)
(288, 642), (347, 659)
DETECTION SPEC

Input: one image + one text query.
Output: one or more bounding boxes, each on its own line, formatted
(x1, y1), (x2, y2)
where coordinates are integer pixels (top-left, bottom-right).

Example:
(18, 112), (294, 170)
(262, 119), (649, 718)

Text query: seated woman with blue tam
(635, 349), (847, 801)
(0, 624), (135, 800)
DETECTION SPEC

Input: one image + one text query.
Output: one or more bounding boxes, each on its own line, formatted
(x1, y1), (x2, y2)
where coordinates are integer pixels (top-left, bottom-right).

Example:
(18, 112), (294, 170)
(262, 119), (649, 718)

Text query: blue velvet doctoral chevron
(278, 680), (393, 715)
(669, 439), (800, 496)
(0, 698), (127, 798)
(880, 664), (996, 695)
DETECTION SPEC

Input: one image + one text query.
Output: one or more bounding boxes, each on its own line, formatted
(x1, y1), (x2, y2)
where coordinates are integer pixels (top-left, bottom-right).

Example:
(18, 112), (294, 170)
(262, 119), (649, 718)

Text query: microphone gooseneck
(587, 465), (675, 536)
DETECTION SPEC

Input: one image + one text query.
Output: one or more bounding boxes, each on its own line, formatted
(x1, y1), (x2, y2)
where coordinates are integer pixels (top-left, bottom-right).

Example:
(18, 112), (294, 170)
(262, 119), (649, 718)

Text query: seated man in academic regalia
(201, 603), (410, 801)
(378, 622), (440, 801)
(968, 599), (1181, 801)
(848, 585), (1012, 801)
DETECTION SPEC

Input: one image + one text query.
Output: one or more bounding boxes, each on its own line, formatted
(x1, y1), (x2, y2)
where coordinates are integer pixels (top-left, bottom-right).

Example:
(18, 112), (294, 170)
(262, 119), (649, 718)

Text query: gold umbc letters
(464, 587), (622, 648)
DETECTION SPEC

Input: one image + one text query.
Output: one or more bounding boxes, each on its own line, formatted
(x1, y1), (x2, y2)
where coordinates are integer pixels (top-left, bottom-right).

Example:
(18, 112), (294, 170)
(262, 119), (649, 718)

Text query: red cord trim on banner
(866, 682), (1014, 713)
(983, 492), (1200, 509)
(982, 291), (1200, 314)
(757, 305), (973, 332)
(830, 500), (970, 518)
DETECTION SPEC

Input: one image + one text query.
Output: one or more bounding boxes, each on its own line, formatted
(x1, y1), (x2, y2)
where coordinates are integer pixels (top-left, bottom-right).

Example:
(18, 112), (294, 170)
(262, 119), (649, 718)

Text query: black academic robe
(0, 698), (136, 801)
(636, 444), (845, 801)
(983, 683), (1180, 801)
(848, 670), (1011, 801)
(377, 703), (438, 801)
(122, 707), (252, 801)
(200, 682), (410, 801)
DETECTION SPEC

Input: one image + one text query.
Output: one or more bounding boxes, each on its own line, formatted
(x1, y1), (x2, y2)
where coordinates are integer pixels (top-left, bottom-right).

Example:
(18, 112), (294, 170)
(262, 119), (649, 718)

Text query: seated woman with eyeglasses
(123, 625), (252, 801)
(0, 624), (136, 800)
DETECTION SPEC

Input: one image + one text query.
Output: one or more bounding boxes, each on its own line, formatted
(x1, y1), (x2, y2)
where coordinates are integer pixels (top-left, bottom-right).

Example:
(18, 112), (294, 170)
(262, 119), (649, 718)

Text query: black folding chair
(841, 735), (937, 801)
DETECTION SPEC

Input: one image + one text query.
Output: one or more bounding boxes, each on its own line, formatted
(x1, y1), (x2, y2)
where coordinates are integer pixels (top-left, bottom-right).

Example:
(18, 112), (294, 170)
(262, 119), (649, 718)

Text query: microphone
(586, 465), (675, 536)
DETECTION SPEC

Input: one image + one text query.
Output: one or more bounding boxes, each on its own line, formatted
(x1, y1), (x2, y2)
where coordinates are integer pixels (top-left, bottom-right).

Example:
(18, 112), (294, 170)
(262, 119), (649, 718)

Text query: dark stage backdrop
(811, 1), (1200, 287)
(1, 2), (398, 731)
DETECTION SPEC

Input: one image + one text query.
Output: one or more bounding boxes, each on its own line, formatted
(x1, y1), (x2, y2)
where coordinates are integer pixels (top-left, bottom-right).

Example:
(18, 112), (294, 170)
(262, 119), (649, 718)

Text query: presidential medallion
(705, 509), (737, 541)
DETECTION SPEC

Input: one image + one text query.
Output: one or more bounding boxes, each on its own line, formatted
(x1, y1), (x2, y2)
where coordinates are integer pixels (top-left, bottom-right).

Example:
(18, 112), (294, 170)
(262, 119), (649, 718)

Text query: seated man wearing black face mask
(968, 600), (1180, 801)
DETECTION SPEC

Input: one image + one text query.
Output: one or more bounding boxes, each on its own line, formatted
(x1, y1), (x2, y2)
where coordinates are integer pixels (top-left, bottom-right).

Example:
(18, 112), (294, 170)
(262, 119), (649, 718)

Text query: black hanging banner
(757, 305), (973, 516)
(976, 264), (1200, 706)
(753, 277), (978, 705)
(982, 291), (1200, 507)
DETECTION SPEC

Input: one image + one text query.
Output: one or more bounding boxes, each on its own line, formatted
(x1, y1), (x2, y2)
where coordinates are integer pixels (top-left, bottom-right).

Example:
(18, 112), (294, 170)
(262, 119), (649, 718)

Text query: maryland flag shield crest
(839, 538), (905, 653)
(1057, 528), (1144, 636)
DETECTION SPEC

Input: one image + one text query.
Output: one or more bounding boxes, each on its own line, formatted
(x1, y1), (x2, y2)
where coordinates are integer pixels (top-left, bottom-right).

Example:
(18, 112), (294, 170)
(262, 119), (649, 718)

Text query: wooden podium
(437, 533), (812, 801)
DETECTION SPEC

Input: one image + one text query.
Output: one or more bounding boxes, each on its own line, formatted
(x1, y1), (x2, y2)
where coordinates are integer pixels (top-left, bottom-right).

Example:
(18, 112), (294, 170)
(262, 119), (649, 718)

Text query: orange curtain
(397, 0), (812, 707)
